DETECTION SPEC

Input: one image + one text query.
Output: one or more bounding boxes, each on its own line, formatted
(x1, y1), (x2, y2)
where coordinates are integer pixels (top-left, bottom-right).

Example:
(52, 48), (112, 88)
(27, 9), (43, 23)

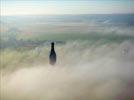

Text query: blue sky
(1, 0), (134, 16)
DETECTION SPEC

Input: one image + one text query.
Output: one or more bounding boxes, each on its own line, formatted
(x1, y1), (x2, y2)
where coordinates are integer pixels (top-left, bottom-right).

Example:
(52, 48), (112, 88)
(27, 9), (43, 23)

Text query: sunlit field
(1, 14), (134, 100)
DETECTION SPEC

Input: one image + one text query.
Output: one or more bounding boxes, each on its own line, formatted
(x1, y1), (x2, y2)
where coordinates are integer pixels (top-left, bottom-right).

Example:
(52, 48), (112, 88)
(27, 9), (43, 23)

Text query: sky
(1, 0), (134, 16)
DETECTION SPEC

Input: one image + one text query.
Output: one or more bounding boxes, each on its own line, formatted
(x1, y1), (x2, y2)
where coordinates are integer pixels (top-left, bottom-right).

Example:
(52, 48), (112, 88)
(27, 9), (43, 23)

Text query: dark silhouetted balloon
(49, 42), (56, 65)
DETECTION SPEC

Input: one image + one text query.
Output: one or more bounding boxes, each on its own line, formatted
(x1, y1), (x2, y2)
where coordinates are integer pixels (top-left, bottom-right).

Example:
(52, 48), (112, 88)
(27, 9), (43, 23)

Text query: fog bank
(1, 40), (134, 100)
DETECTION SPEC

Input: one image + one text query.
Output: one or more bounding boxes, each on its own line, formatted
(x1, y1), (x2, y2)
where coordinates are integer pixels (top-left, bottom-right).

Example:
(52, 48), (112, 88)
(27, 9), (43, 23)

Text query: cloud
(1, 40), (134, 100)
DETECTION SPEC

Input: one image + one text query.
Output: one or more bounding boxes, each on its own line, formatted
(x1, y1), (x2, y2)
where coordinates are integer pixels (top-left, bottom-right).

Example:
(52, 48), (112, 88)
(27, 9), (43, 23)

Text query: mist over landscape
(1, 14), (134, 100)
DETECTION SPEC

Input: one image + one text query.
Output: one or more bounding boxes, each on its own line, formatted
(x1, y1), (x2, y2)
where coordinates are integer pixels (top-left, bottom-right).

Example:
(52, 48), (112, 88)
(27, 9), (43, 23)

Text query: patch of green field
(1, 32), (134, 73)
(26, 33), (134, 43)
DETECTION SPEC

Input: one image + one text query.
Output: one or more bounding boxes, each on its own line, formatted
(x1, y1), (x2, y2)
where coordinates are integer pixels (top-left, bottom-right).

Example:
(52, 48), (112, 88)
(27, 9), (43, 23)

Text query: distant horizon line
(1, 13), (134, 17)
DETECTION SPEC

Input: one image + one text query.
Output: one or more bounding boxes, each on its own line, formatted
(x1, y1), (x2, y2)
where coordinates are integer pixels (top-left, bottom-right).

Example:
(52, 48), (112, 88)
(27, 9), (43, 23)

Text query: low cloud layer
(1, 15), (134, 37)
(1, 40), (134, 100)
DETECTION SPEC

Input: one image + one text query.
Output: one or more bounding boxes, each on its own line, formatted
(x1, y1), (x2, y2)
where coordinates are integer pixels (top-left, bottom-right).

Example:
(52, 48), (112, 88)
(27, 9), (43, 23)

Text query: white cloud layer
(1, 40), (134, 100)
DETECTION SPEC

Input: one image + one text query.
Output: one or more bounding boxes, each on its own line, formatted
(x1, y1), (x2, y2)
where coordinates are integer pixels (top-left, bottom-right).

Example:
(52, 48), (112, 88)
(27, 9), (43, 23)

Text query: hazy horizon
(1, 0), (134, 16)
